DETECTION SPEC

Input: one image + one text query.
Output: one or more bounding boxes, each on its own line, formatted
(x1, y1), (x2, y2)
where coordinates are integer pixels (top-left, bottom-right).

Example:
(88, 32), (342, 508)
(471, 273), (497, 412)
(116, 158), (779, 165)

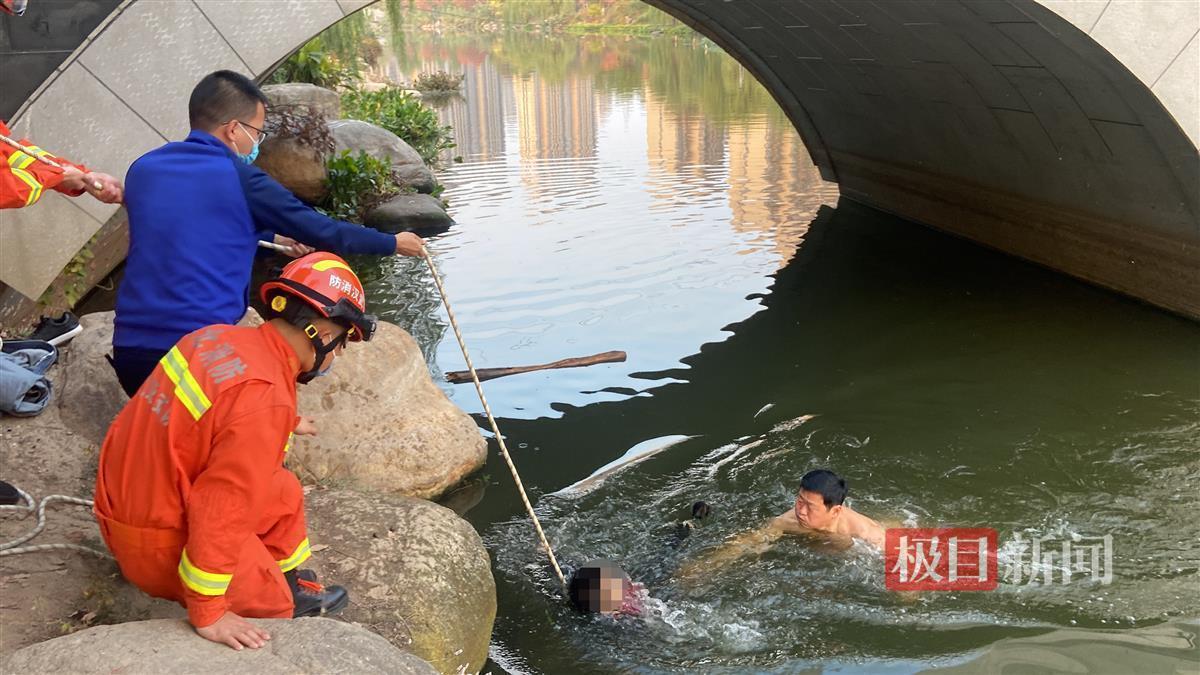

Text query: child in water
(569, 501), (713, 616)
(568, 560), (645, 616)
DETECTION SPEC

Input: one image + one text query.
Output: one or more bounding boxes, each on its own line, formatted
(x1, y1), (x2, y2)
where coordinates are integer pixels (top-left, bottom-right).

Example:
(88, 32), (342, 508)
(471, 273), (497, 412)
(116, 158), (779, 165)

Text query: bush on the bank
(340, 87), (456, 167)
(321, 150), (402, 222)
(411, 70), (465, 95)
(265, 105), (335, 153)
(270, 37), (357, 90)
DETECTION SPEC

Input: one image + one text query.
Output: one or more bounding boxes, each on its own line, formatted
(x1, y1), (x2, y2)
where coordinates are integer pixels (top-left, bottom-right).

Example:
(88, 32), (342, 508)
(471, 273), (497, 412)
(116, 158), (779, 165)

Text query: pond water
(352, 30), (1200, 674)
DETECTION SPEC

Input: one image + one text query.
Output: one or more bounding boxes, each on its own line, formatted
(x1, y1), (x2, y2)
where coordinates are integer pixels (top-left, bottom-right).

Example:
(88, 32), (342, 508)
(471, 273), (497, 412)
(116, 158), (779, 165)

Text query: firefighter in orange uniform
(1, 119), (123, 208)
(94, 252), (375, 650)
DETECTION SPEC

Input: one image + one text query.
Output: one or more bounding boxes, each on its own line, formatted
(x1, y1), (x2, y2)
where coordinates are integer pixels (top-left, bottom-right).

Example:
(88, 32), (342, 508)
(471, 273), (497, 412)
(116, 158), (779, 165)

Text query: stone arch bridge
(0, 0), (1196, 322)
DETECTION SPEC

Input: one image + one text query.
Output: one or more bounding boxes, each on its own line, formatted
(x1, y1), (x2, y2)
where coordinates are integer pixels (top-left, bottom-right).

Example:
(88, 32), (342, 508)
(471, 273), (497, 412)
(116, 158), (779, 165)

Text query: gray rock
(262, 83), (341, 119)
(328, 119), (436, 194)
(306, 491), (496, 675)
(291, 320), (485, 500)
(56, 311), (127, 444)
(364, 193), (453, 234)
(3, 617), (436, 674)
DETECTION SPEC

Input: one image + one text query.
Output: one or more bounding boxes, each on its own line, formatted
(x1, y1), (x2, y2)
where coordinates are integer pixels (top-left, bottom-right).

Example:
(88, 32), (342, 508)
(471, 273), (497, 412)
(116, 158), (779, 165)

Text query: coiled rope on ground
(0, 485), (111, 559)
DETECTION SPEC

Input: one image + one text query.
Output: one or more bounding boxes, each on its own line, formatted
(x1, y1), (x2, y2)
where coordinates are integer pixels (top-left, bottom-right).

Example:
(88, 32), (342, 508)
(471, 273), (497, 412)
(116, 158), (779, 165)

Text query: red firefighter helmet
(259, 252), (375, 342)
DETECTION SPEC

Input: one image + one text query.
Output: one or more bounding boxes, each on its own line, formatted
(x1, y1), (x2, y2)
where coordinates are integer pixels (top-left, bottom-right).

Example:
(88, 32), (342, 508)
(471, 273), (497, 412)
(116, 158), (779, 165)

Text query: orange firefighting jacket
(1, 119), (89, 208)
(95, 322), (303, 626)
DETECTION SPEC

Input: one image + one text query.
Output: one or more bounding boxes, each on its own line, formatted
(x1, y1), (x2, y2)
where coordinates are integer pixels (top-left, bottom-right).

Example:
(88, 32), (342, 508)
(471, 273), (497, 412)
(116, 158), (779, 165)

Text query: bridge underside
(648, 0), (1199, 318)
(1, 0), (1197, 323)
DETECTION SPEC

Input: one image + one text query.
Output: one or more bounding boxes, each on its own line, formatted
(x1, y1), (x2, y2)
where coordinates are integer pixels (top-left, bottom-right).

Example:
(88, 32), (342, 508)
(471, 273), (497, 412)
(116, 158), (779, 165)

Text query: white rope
(0, 485), (112, 559)
(420, 247), (568, 589)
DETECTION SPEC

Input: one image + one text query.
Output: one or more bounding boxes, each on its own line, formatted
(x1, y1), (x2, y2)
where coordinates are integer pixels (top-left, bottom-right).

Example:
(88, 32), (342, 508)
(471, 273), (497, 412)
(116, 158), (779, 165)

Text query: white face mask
(8, 0), (29, 16)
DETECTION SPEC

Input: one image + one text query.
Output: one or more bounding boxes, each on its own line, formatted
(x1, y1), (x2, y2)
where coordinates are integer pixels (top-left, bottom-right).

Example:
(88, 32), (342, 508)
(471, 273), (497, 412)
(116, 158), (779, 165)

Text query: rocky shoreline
(0, 311), (493, 674)
(258, 83), (454, 235)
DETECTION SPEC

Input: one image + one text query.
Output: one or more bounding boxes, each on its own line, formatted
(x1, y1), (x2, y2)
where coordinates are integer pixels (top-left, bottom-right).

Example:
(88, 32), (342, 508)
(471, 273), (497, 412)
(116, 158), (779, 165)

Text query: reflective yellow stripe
(24, 145), (53, 159)
(178, 549), (232, 596)
(312, 259), (352, 272)
(277, 537), (312, 573)
(159, 347), (212, 420)
(9, 167), (42, 206)
(283, 432), (294, 454)
(8, 152), (35, 170)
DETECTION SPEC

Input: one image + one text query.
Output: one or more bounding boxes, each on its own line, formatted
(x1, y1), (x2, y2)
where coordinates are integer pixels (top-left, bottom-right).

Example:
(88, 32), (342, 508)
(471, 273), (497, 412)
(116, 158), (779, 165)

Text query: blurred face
(794, 489), (839, 530)
(597, 574), (626, 614)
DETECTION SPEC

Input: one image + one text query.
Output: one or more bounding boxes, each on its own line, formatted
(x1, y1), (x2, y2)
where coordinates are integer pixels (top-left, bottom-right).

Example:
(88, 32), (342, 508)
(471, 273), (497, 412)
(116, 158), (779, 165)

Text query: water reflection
(360, 32), (836, 419)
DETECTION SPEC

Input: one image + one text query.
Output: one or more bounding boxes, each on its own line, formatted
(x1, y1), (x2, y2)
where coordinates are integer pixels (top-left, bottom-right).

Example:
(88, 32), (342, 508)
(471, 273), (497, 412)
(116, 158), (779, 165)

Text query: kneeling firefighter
(94, 252), (375, 650)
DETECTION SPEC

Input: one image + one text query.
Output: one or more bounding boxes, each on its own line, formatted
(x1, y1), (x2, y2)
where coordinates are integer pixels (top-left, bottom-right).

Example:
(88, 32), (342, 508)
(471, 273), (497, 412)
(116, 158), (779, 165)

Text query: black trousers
(109, 346), (168, 397)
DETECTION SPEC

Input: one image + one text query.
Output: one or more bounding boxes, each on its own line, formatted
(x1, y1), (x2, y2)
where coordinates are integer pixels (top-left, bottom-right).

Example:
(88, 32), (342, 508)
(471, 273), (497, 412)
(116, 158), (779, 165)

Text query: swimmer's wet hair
(800, 469), (847, 508)
(691, 501), (711, 520)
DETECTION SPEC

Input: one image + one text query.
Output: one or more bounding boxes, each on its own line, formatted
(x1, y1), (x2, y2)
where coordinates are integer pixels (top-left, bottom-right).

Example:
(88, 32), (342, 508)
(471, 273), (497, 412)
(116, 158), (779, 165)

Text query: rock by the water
(328, 119), (436, 194)
(3, 618), (436, 674)
(257, 136), (329, 205)
(292, 320), (485, 500)
(364, 193), (453, 235)
(56, 311), (127, 444)
(262, 83), (341, 119)
(306, 490), (496, 675)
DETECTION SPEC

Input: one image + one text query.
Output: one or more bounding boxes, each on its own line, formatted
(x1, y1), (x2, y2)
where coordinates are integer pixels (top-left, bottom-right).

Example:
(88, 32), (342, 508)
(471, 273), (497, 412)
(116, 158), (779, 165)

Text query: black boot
(285, 569), (349, 618)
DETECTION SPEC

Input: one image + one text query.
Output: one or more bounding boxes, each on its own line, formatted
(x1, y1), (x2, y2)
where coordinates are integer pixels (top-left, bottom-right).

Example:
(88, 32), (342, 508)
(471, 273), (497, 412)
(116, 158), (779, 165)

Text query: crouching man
(94, 252), (376, 650)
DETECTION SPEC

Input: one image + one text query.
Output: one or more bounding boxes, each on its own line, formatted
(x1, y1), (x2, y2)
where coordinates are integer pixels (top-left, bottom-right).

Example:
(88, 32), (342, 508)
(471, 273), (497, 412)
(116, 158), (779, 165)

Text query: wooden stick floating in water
(445, 350), (627, 384)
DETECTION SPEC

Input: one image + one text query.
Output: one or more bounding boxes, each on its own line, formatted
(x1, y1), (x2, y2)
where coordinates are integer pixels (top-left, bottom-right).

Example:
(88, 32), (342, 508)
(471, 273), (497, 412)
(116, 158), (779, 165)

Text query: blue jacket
(114, 130), (395, 351)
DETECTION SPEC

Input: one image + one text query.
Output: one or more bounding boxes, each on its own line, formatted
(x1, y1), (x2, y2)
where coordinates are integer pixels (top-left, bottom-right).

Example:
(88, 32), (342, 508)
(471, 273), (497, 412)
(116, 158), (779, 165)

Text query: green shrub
(269, 37), (357, 90)
(411, 70), (465, 94)
(340, 87), (457, 167)
(321, 150), (402, 222)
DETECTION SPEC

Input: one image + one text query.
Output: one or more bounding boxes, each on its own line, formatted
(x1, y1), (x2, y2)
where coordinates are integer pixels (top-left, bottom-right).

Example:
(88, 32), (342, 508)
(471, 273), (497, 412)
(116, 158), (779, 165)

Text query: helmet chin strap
(297, 322), (340, 384)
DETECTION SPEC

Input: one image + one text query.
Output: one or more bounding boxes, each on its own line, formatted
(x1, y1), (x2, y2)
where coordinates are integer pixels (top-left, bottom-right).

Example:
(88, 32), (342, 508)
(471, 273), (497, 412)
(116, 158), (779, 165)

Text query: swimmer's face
(597, 574), (626, 614)
(794, 489), (839, 529)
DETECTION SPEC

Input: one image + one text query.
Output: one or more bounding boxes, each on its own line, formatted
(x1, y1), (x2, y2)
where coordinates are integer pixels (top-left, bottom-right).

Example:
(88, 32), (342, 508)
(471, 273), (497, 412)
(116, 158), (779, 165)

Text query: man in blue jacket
(112, 70), (424, 396)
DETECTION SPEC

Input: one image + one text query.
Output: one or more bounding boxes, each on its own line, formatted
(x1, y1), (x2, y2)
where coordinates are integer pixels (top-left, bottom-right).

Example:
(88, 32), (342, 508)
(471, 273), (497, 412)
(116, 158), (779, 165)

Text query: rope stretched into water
(0, 485), (112, 559)
(421, 247), (568, 590)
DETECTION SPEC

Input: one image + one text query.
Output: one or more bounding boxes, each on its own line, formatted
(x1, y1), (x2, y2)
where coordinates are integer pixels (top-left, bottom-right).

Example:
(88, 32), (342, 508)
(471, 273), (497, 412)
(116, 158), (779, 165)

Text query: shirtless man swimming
(679, 469), (885, 576)
(769, 469), (885, 548)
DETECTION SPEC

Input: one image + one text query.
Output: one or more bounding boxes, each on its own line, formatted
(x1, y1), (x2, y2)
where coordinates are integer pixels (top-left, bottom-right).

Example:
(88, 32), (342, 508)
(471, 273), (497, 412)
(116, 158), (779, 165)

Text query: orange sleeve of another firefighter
(1, 120), (89, 207)
(179, 382), (293, 628)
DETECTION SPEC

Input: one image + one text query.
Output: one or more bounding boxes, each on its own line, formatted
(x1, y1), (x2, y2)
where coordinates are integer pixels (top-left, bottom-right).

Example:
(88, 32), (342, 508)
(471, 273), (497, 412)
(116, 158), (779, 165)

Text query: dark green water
(354, 31), (1200, 674)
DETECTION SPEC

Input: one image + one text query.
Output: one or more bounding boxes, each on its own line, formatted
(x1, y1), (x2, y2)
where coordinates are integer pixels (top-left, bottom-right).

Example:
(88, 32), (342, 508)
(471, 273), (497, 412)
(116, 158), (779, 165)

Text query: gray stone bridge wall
(0, 0), (1197, 322)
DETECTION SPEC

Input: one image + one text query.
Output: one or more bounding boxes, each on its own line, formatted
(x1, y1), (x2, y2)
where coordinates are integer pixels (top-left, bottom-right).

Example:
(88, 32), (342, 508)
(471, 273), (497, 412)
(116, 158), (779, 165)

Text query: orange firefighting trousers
(96, 468), (307, 621)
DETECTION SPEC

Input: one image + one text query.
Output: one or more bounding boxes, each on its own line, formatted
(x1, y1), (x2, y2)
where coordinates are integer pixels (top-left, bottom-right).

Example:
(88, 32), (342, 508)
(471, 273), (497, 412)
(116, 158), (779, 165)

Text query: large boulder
(262, 83), (341, 119)
(306, 490), (496, 675)
(3, 618), (436, 674)
(364, 193), (453, 235)
(256, 135), (329, 205)
(328, 119), (436, 194)
(56, 311), (127, 445)
(292, 320), (486, 499)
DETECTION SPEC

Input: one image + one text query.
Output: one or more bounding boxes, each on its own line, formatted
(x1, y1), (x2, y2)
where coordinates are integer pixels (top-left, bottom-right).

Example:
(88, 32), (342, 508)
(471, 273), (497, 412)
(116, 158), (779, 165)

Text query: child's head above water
(568, 560), (641, 615)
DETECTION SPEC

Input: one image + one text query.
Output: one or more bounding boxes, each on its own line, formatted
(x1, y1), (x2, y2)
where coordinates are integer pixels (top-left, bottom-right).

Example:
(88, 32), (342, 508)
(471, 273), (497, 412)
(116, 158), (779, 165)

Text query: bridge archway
(1, 0), (1196, 321)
